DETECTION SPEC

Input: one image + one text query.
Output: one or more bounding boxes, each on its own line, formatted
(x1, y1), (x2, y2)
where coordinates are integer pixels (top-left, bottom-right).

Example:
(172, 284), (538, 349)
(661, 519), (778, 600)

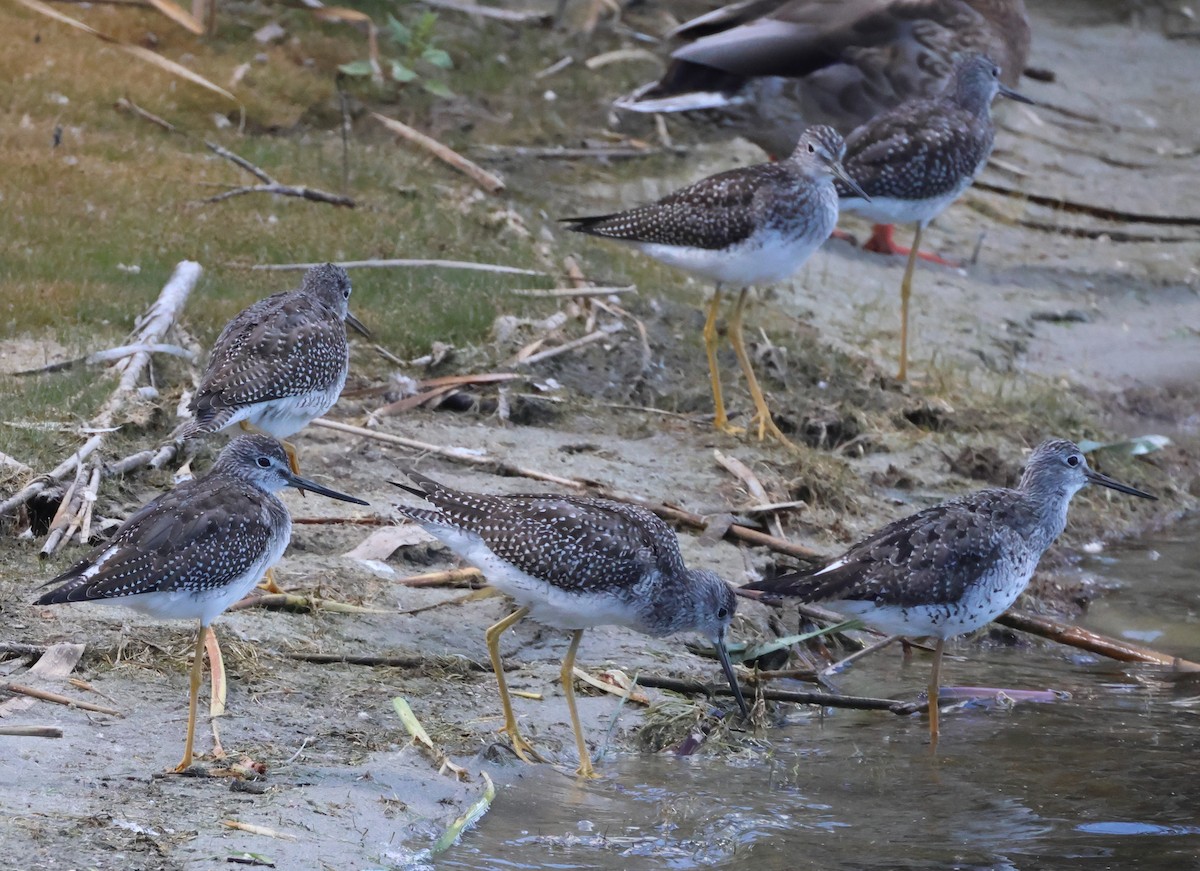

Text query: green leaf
(422, 79), (455, 98)
(422, 47), (453, 69)
(724, 619), (865, 665)
(337, 60), (375, 77)
(390, 60), (418, 83)
(386, 13), (411, 45)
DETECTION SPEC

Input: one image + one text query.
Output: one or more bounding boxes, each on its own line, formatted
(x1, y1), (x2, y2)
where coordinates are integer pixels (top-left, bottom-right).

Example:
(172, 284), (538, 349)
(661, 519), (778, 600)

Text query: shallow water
(442, 523), (1200, 869)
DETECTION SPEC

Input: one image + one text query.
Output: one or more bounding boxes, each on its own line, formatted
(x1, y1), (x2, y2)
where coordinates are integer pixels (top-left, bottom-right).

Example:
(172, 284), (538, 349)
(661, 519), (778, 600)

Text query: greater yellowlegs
(393, 470), (747, 777)
(35, 434), (368, 772)
(177, 262), (366, 475)
(744, 438), (1155, 744)
(836, 52), (1033, 380)
(563, 125), (867, 447)
(618, 0), (1030, 160)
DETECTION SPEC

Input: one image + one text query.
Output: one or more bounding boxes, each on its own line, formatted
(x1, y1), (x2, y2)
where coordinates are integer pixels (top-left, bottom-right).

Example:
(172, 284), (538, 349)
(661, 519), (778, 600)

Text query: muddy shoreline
(2, 0), (1199, 868)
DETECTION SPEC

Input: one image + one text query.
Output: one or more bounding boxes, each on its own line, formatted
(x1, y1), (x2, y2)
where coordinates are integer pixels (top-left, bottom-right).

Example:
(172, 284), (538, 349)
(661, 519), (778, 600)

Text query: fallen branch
(508, 285), (635, 298)
(31, 262), (201, 553)
(280, 651), (493, 672)
(637, 674), (923, 715)
(515, 323), (623, 366)
(418, 0), (549, 23)
(4, 264), (200, 527)
(475, 144), (686, 161)
(997, 610), (1200, 672)
(0, 725), (63, 738)
(397, 567), (486, 587)
(0, 452), (32, 475)
(114, 96), (178, 132)
(0, 643), (47, 658)
(973, 179), (1200, 226)
(199, 140), (355, 207)
(372, 112), (505, 194)
(245, 258), (547, 276)
(312, 418), (824, 561)
(2, 683), (123, 717)
(226, 593), (389, 615)
(13, 342), (196, 376)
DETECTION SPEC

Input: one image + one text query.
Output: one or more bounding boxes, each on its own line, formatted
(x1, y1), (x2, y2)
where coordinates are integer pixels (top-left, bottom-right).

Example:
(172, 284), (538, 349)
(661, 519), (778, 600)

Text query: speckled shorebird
(35, 435), (368, 772)
(617, 0), (1031, 160)
(836, 52), (1033, 380)
(177, 262), (366, 476)
(393, 471), (748, 778)
(744, 439), (1155, 744)
(563, 125), (868, 448)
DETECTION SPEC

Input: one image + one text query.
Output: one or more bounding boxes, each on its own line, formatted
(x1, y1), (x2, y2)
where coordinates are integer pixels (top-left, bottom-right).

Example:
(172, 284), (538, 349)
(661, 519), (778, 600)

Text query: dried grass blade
(14, 0), (238, 104)
(144, 0), (204, 34)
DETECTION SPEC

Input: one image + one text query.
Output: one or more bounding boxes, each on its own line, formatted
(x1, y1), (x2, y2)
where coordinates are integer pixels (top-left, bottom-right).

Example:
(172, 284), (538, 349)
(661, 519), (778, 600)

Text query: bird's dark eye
(343, 287), (351, 299)
(257, 457), (271, 468)
(1066, 454), (1081, 467)
(718, 606), (729, 620)
(807, 143), (815, 154)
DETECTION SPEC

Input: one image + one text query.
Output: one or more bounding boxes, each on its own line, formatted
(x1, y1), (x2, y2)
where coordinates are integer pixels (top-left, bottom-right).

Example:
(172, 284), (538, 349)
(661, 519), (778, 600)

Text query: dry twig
(372, 112), (505, 193)
(636, 674), (923, 715)
(199, 141), (355, 207)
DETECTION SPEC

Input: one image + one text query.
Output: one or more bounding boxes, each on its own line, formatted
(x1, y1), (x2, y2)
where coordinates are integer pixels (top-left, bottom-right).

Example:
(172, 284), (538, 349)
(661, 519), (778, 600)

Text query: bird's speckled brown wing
(396, 473), (686, 593)
(563, 161), (794, 250)
(746, 489), (1033, 607)
(36, 476), (277, 603)
(188, 290), (348, 432)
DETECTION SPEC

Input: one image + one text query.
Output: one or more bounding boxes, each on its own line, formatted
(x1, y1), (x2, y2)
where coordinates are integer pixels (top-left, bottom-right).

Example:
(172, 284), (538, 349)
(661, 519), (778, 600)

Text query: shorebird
(563, 125), (868, 447)
(177, 262), (366, 476)
(393, 470), (747, 778)
(35, 434), (368, 772)
(743, 438), (1155, 745)
(617, 0), (1031, 159)
(836, 52), (1033, 380)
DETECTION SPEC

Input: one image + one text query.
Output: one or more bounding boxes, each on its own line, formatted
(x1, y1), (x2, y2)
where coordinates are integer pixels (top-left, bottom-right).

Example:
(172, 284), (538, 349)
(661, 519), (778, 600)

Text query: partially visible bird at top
(617, 0), (1031, 159)
(835, 52), (1033, 380)
(563, 125), (868, 448)
(176, 262), (367, 477)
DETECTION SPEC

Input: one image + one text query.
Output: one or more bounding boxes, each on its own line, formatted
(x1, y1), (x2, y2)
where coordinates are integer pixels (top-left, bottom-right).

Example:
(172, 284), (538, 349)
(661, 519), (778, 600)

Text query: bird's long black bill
(715, 632), (750, 718)
(346, 311), (372, 338)
(287, 473), (370, 505)
(1086, 469), (1156, 500)
(832, 163), (871, 202)
(998, 83), (1036, 105)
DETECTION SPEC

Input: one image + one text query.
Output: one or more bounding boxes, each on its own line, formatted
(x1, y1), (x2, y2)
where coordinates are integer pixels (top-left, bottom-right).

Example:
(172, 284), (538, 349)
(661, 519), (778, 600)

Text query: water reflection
(441, 523), (1200, 870)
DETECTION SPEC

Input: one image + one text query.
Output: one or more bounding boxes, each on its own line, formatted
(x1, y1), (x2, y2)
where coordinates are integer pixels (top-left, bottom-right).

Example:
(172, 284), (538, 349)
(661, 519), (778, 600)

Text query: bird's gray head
(689, 569), (748, 717)
(949, 52), (1034, 114)
(300, 263), (353, 319)
(1019, 438), (1156, 504)
(214, 434), (370, 505)
(793, 125), (871, 201)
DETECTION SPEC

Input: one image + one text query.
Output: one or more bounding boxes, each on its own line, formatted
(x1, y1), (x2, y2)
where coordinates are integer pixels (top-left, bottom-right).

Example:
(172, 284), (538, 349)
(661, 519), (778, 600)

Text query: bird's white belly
(841, 187), (968, 227)
(828, 565), (1034, 640)
(112, 523), (289, 626)
(636, 228), (827, 287)
(421, 524), (647, 632)
(225, 381), (347, 439)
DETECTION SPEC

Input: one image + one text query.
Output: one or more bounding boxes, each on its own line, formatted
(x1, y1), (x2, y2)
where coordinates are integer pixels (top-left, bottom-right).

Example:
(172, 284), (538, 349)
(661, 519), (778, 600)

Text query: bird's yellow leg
(727, 288), (798, 450)
(204, 627), (227, 759)
(703, 286), (743, 436)
(897, 223), (923, 383)
(174, 622), (206, 773)
(928, 636), (945, 751)
(485, 607), (544, 764)
(561, 629), (598, 779)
